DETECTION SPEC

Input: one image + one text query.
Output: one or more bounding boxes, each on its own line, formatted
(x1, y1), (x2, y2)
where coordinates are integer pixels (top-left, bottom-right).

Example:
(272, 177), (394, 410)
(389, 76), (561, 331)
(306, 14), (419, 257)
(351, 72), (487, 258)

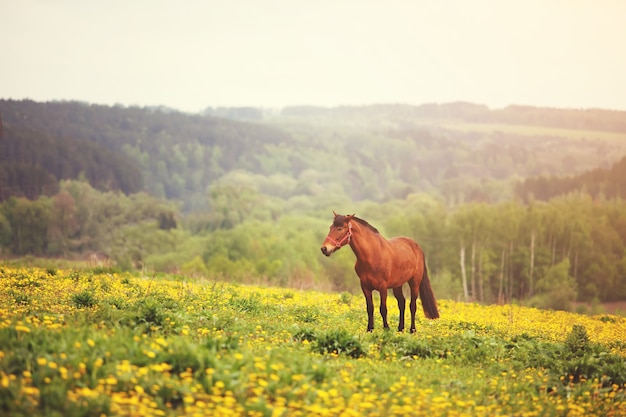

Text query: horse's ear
(347, 213), (355, 219)
(333, 210), (338, 217)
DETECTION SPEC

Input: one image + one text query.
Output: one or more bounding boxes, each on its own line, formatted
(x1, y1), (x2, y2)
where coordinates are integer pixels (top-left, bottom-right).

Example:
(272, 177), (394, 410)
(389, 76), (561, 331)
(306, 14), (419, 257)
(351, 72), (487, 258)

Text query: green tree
(46, 191), (80, 255)
(3, 196), (51, 255)
(529, 258), (577, 311)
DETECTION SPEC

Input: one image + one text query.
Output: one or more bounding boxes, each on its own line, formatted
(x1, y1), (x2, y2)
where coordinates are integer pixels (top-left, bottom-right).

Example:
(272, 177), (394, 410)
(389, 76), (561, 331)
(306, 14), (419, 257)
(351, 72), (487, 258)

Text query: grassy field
(1, 266), (625, 416)
(438, 121), (626, 142)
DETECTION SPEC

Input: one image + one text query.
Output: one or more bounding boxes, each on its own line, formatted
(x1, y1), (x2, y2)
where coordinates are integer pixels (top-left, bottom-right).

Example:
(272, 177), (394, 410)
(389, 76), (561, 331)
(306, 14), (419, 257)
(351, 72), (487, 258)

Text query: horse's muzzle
(321, 246), (333, 256)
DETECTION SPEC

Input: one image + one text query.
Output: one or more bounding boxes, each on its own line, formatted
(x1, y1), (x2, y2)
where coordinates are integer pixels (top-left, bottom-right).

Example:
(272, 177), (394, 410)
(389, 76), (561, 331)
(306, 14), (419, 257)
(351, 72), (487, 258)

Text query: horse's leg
(362, 287), (375, 332)
(393, 287), (405, 332)
(408, 278), (419, 333)
(379, 289), (390, 330)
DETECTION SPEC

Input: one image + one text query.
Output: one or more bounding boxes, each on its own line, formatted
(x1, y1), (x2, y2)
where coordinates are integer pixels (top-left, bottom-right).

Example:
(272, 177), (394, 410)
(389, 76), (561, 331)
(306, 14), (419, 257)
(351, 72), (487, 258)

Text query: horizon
(3, 98), (624, 115)
(5, 98), (624, 115)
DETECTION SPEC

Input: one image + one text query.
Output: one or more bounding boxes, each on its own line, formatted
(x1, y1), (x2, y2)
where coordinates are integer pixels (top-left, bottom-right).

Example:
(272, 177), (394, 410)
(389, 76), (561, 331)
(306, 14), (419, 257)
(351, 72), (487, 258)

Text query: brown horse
(321, 212), (439, 332)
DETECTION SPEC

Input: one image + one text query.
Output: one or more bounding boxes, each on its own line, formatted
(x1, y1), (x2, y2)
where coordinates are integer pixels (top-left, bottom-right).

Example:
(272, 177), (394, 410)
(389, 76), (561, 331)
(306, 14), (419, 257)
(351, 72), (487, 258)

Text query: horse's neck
(349, 224), (385, 261)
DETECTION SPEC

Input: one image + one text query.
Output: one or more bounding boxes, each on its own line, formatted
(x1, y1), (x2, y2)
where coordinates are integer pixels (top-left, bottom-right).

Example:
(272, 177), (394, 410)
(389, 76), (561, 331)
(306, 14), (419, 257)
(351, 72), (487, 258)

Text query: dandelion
(1, 266), (625, 416)
(15, 324), (30, 333)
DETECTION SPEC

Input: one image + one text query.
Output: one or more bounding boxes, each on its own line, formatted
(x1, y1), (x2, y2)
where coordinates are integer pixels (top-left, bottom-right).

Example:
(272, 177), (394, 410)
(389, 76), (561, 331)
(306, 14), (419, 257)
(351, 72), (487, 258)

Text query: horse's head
(321, 211), (355, 256)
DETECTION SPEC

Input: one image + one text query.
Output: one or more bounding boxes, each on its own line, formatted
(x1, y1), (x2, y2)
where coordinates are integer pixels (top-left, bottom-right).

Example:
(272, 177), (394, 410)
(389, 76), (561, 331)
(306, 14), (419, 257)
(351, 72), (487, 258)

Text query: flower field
(1, 266), (625, 416)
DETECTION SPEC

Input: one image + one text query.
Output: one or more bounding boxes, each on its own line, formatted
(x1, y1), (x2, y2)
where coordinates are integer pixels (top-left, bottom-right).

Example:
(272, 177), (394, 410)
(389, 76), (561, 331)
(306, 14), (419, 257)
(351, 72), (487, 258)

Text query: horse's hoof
(397, 328), (404, 333)
(367, 328), (374, 332)
(410, 328), (416, 334)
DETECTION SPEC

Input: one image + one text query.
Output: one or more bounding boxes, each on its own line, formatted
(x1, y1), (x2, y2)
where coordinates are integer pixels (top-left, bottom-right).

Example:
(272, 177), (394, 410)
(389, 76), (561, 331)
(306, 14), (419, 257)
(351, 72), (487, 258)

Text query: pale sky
(2, 0), (626, 113)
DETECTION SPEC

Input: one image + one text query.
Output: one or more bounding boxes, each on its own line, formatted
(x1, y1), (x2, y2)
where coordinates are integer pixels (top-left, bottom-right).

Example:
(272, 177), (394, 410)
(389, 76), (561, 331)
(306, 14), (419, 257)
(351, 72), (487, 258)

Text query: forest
(1, 99), (626, 311)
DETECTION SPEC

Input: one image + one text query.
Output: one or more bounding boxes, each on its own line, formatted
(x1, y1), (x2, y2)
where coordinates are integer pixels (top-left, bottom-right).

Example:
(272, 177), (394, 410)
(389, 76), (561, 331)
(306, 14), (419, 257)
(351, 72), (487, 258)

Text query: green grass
(0, 266), (625, 416)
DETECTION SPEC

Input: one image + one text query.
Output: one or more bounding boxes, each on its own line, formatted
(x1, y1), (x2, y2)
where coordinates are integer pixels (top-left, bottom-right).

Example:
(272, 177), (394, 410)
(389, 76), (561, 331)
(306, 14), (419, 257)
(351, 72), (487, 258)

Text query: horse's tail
(420, 263), (440, 319)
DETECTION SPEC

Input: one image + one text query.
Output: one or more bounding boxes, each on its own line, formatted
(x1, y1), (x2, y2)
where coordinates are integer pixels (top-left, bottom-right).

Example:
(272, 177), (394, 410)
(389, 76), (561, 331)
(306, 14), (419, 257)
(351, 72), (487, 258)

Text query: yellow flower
(15, 325), (30, 333)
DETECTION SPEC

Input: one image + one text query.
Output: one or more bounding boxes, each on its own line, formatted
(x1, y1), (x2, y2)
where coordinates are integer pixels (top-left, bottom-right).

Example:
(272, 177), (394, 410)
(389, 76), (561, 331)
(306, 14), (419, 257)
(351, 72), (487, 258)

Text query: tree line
(1, 180), (624, 310)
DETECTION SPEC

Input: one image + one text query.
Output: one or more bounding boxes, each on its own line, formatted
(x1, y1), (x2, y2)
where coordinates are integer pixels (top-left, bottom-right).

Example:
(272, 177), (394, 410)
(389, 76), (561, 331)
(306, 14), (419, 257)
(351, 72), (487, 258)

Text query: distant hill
(0, 125), (142, 201)
(2, 99), (626, 211)
(0, 100), (293, 210)
(516, 155), (626, 202)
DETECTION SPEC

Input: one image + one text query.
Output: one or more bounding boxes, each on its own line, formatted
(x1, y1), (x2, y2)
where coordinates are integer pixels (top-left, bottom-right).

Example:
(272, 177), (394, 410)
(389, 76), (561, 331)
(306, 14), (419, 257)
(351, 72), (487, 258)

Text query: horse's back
(386, 236), (424, 279)
(388, 236), (422, 255)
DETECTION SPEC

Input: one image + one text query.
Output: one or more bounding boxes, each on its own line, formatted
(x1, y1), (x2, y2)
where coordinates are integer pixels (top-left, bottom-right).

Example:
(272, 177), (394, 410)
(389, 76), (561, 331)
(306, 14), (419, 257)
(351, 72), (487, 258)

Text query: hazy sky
(2, 0), (626, 113)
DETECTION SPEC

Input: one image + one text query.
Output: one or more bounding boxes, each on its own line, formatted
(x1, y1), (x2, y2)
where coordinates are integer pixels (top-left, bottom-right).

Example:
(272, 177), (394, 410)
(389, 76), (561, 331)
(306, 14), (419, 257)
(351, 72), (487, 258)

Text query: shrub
(136, 297), (165, 326)
(292, 327), (316, 343)
(565, 324), (590, 356)
(71, 290), (97, 308)
(314, 329), (365, 358)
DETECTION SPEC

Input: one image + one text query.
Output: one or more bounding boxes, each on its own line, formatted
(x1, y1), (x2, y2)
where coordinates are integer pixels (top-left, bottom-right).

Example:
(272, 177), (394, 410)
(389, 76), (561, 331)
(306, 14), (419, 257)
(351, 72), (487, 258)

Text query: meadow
(439, 121), (626, 143)
(1, 266), (625, 416)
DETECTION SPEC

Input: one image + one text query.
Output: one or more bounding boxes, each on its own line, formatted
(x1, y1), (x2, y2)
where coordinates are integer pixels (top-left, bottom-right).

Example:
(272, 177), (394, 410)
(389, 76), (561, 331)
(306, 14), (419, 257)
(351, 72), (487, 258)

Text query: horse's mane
(353, 216), (379, 234)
